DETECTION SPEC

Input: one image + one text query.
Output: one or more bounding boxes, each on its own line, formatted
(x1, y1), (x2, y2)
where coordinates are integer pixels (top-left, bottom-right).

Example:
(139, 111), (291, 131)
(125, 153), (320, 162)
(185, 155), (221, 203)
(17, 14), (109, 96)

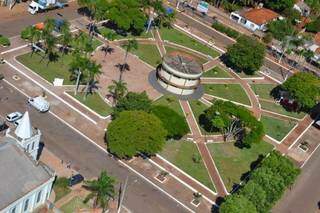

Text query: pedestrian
(60, 159), (64, 164)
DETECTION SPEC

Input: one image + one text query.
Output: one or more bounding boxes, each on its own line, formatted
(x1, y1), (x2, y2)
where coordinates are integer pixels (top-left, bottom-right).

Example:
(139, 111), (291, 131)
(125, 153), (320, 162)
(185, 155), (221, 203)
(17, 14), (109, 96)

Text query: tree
(108, 80), (128, 104)
(84, 60), (102, 99)
(306, 17), (320, 33)
(115, 63), (130, 81)
(282, 72), (320, 111)
(107, 110), (167, 158)
(151, 105), (189, 139)
(226, 35), (266, 75)
(59, 20), (72, 54)
(305, 0), (320, 16)
(123, 39), (138, 62)
(267, 19), (295, 41)
(73, 32), (95, 57)
(264, 0), (295, 12)
(83, 171), (116, 212)
(219, 195), (257, 213)
(239, 181), (268, 211)
(114, 91), (152, 116)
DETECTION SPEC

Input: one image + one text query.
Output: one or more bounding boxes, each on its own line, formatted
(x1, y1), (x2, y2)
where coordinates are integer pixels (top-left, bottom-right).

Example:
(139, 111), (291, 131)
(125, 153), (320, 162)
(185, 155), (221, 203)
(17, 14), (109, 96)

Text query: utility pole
(74, 69), (81, 96)
(117, 176), (129, 213)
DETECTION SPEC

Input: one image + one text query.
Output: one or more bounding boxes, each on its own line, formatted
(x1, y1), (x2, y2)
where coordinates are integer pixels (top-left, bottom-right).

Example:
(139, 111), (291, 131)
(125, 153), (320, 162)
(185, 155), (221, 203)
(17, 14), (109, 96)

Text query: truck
(28, 0), (67, 15)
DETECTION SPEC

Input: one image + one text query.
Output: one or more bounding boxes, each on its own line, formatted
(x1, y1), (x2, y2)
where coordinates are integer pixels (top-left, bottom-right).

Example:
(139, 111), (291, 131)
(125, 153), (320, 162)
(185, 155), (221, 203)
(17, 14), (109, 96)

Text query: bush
(151, 105), (189, 139)
(20, 26), (34, 40)
(267, 19), (295, 41)
(0, 35), (10, 46)
(107, 110), (167, 158)
(212, 22), (240, 39)
(220, 195), (257, 213)
(306, 18), (320, 33)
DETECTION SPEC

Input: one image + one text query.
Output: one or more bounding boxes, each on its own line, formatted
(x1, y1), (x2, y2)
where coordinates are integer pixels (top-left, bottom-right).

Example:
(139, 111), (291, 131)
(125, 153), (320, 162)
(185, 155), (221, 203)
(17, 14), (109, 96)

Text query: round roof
(163, 51), (202, 75)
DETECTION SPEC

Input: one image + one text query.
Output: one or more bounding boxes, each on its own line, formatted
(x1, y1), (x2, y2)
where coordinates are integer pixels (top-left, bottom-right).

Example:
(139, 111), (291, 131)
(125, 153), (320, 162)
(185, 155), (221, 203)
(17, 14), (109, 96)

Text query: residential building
(0, 111), (55, 213)
(230, 7), (279, 32)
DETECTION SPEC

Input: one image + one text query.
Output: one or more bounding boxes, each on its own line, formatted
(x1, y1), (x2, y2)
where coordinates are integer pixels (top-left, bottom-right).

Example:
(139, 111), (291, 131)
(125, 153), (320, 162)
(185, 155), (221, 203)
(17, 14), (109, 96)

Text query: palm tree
(101, 45), (114, 58)
(43, 18), (55, 37)
(74, 32), (94, 57)
(115, 63), (130, 81)
(84, 60), (102, 100)
(69, 53), (89, 95)
(108, 80), (128, 104)
(43, 33), (57, 64)
(123, 39), (138, 62)
(29, 27), (42, 56)
(60, 20), (72, 54)
(83, 171), (116, 212)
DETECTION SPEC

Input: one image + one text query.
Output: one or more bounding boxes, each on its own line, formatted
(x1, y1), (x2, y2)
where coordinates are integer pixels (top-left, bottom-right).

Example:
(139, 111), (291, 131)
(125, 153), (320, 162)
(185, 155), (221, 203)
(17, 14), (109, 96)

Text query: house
(0, 111), (55, 213)
(294, 0), (311, 17)
(306, 33), (320, 67)
(230, 7), (279, 32)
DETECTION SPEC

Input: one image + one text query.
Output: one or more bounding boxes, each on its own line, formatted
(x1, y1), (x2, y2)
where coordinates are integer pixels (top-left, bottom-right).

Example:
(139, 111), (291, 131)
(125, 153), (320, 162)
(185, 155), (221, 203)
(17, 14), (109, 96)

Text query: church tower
(6, 111), (41, 160)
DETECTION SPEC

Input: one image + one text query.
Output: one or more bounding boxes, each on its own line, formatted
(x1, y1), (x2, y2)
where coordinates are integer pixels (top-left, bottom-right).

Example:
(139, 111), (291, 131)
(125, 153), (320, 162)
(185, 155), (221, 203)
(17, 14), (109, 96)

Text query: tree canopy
(114, 92), (152, 116)
(151, 105), (189, 139)
(264, 0), (295, 12)
(226, 35), (266, 75)
(220, 195), (257, 213)
(267, 19), (295, 41)
(107, 110), (167, 158)
(282, 72), (320, 111)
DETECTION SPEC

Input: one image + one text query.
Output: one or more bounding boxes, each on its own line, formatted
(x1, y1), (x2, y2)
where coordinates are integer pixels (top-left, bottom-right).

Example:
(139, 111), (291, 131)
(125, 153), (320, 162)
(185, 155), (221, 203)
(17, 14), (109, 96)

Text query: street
(0, 80), (188, 213)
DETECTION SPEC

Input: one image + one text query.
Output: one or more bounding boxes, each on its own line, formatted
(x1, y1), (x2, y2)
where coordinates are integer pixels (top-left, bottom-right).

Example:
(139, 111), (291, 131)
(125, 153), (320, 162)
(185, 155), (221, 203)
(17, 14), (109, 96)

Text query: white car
(6, 112), (22, 122)
(28, 96), (50, 112)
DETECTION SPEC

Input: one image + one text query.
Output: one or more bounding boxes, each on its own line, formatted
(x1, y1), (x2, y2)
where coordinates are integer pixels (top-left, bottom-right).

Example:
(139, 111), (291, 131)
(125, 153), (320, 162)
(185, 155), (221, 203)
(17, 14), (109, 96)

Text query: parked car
(315, 119), (320, 129)
(68, 174), (84, 187)
(27, 96), (50, 112)
(6, 112), (22, 122)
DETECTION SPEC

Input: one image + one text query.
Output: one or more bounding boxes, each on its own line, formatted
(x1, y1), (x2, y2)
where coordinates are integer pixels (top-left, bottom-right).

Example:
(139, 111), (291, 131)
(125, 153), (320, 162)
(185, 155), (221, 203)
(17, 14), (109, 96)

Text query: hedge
(0, 35), (10, 46)
(20, 26), (34, 40)
(212, 22), (240, 39)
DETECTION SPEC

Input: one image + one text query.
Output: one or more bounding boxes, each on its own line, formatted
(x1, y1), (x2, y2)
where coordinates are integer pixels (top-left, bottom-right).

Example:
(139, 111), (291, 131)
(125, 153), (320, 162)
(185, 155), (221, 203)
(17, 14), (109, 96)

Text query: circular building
(156, 52), (203, 96)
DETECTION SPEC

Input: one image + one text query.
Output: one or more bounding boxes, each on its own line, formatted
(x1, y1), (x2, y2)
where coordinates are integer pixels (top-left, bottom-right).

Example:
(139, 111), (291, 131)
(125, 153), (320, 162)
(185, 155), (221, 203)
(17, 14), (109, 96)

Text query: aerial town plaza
(0, 0), (319, 212)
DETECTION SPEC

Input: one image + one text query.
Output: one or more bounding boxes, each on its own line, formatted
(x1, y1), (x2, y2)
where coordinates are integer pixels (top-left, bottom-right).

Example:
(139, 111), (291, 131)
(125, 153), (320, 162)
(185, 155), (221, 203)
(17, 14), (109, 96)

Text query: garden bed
(203, 84), (251, 105)
(67, 92), (112, 117)
(53, 177), (72, 202)
(160, 140), (216, 192)
(207, 141), (273, 191)
(202, 66), (232, 78)
(251, 84), (277, 101)
(60, 196), (90, 213)
(159, 28), (219, 58)
(127, 43), (161, 67)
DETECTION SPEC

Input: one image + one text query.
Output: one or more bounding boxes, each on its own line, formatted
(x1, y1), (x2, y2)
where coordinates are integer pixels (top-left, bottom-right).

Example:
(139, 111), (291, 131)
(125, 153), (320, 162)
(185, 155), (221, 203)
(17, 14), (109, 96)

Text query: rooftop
(243, 8), (279, 25)
(163, 51), (202, 75)
(314, 33), (320, 46)
(0, 137), (54, 210)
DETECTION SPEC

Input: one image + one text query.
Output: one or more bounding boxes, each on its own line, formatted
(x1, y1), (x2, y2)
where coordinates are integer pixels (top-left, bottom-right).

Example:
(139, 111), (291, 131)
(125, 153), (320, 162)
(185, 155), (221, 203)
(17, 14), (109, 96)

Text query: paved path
(180, 100), (228, 196)
(154, 29), (166, 56)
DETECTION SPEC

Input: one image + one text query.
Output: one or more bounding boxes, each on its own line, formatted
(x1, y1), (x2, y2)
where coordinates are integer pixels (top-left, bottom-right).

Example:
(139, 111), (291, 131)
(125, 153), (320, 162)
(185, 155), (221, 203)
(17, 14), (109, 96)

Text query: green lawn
(68, 92), (112, 117)
(53, 177), (71, 202)
(207, 141), (273, 192)
(160, 140), (216, 192)
(159, 28), (219, 58)
(165, 45), (208, 64)
(127, 43), (161, 67)
(236, 71), (262, 78)
(99, 27), (153, 40)
(203, 84), (251, 105)
(153, 95), (184, 116)
(202, 66), (232, 78)
(259, 99), (306, 119)
(261, 115), (297, 141)
(188, 99), (220, 135)
(60, 196), (90, 213)
(251, 84), (277, 101)
(17, 52), (73, 85)
(70, 37), (102, 50)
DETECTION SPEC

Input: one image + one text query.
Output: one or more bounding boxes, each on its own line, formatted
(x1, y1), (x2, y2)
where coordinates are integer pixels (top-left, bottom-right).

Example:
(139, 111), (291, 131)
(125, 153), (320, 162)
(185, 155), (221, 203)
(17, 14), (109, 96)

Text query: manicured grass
(203, 84), (251, 105)
(159, 28), (220, 58)
(98, 27), (153, 40)
(160, 140), (216, 192)
(68, 92), (112, 117)
(153, 95), (184, 116)
(165, 45), (208, 64)
(188, 99), (219, 135)
(17, 52), (73, 85)
(259, 99), (306, 119)
(251, 84), (276, 101)
(70, 37), (102, 50)
(202, 66), (232, 78)
(261, 115), (297, 141)
(53, 177), (71, 202)
(235, 71), (262, 78)
(207, 141), (274, 192)
(127, 43), (161, 67)
(60, 196), (90, 213)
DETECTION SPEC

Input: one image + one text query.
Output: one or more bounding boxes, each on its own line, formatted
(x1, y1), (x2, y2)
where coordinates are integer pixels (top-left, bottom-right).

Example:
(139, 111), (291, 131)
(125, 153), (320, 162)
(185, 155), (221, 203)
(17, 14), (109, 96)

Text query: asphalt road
(0, 1), (81, 37)
(273, 127), (320, 213)
(0, 81), (188, 213)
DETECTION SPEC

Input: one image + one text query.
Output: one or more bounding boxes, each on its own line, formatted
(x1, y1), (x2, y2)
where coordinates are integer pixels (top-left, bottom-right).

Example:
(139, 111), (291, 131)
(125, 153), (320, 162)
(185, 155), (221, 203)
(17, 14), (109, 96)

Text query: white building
(0, 111), (55, 213)
(230, 8), (279, 32)
(156, 52), (203, 96)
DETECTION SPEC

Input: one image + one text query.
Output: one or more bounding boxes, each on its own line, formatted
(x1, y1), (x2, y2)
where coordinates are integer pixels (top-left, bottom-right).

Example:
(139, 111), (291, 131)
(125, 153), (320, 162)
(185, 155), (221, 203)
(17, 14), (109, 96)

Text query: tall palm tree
(83, 171), (116, 212)
(115, 63), (130, 81)
(69, 53), (90, 94)
(74, 32), (94, 57)
(108, 80), (128, 104)
(43, 33), (57, 64)
(123, 39), (138, 62)
(43, 18), (55, 37)
(84, 60), (102, 100)
(29, 27), (42, 56)
(60, 20), (72, 54)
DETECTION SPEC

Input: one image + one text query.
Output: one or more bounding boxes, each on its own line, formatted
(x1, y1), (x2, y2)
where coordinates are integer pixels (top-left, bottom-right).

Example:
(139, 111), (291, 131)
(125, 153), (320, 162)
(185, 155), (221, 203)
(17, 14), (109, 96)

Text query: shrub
(0, 35), (10, 46)
(212, 22), (240, 39)
(192, 153), (201, 164)
(151, 105), (189, 139)
(20, 26), (34, 40)
(220, 195), (257, 213)
(306, 18), (320, 33)
(107, 111), (167, 158)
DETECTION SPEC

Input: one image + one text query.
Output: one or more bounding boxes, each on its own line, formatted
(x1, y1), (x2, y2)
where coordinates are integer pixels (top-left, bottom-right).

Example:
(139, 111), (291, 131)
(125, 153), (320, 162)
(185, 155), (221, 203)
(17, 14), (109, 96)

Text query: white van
(28, 96), (50, 112)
